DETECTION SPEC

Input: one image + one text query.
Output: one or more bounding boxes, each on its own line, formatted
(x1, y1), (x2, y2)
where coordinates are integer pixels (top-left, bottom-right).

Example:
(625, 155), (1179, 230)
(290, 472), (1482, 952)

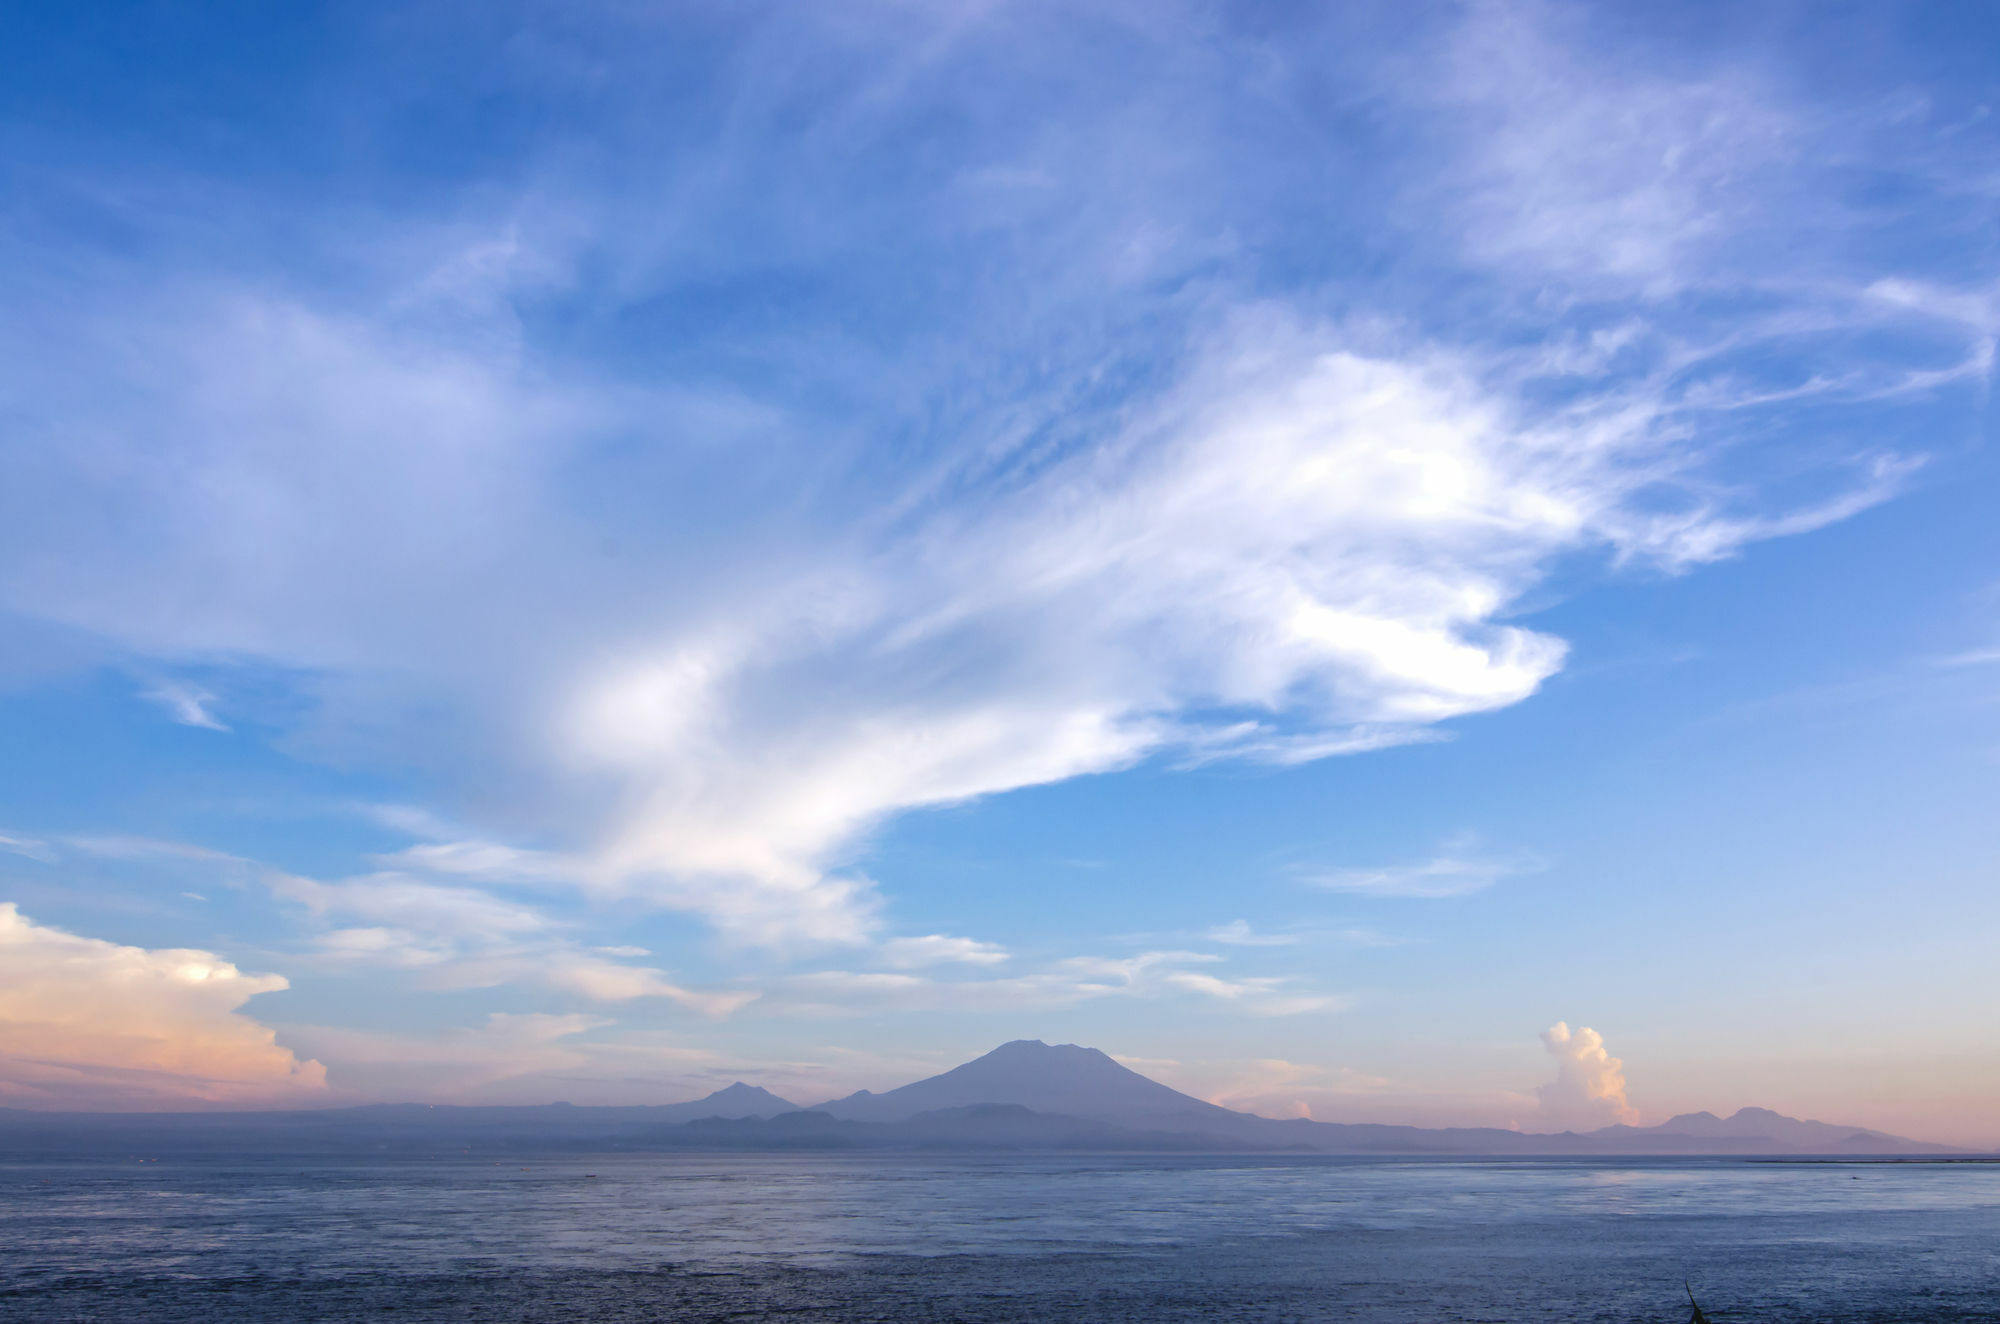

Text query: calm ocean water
(1, 1155), (1994, 1322)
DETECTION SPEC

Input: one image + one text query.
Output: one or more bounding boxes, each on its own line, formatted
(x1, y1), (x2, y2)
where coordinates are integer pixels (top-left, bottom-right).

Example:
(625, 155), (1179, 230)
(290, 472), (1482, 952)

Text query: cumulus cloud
(1537, 1021), (1639, 1128)
(0, 903), (324, 1107)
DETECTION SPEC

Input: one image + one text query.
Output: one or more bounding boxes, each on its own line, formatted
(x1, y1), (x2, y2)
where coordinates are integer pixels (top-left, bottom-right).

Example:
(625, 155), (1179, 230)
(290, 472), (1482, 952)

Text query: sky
(1, 0), (1996, 1145)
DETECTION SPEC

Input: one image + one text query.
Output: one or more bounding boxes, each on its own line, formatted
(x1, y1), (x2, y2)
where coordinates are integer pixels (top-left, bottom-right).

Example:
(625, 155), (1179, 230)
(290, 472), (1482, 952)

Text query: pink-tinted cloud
(0, 904), (325, 1108)
(1537, 1021), (1639, 1128)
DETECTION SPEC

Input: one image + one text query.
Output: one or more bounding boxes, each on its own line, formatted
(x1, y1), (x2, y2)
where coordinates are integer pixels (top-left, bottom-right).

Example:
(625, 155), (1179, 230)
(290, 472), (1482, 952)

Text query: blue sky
(1, 0), (1996, 1143)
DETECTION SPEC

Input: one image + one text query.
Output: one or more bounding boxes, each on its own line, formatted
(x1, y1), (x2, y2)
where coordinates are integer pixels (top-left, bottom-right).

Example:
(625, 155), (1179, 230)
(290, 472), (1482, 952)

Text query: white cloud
(141, 679), (229, 731)
(537, 955), (755, 1016)
(1428, 3), (1797, 295)
(1206, 920), (1300, 947)
(1932, 646), (2000, 670)
(65, 835), (245, 865)
(761, 968), (1111, 1018)
(1537, 1021), (1639, 1129)
(1868, 278), (2000, 341)
(879, 934), (1009, 968)
(0, 903), (324, 1107)
(0, 0), (1973, 959)
(360, 803), (463, 840)
(371, 839), (581, 885)
(268, 867), (752, 1015)
(0, 833), (55, 864)
(765, 946), (1337, 1018)
(1306, 842), (1537, 898)
(1055, 950), (1223, 983)
(2, 273), (1925, 953)
(1157, 971), (1343, 1017)
(312, 925), (456, 968)
(1331, 927), (1408, 948)
(271, 870), (552, 940)
(558, 320), (1886, 943)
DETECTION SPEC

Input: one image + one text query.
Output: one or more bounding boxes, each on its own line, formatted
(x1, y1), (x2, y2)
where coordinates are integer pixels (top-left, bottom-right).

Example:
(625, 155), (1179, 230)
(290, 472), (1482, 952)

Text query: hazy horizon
(0, 1035), (1963, 1156)
(3, 2), (1998, 1154)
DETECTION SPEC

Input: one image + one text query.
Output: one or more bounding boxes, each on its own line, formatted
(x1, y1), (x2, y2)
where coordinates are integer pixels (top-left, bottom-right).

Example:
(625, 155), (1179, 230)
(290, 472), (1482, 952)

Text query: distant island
(0, 1040), (1961, 1158)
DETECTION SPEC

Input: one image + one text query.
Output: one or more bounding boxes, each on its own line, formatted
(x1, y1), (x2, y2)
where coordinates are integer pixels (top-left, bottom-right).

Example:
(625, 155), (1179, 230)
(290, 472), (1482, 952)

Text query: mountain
(0, 1042), (1960, 1157)
(805, 1040), (1530, 1151)
(811, 1040), (1243, 1132)
(649, 1082), (799, 1123)
(1591, 1107), (1936, 1154)
(812, 1040), (1955, 1156)
(0, 1080), (799, 1157)
(668, 1104), (1270, 1153)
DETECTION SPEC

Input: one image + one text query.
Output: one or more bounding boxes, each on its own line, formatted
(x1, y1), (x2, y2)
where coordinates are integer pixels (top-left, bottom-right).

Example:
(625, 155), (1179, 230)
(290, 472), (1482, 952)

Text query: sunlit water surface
(2, 1155), (1995, 1321)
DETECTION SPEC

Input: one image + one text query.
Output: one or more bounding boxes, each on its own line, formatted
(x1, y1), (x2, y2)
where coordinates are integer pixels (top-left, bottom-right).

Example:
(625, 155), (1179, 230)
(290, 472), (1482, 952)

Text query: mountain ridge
(812, 1039), (1953, 1155)
(809, 1040), (1241, 1129)
(0, 1040), (1961, 1156)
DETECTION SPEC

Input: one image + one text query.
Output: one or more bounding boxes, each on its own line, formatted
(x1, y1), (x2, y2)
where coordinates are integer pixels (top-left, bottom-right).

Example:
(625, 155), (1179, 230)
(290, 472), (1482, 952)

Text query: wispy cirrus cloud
(141, 678), (229, 731)
(65, 835), (247, 865)
(765, 947), (1338, 1019)
(270, 871), (553, 940)
(878, 934), (1010, 969)
(1156, 971), (1346, 1017)
(1205, 920), (1301, 948)
(1304, 842), (1541, 899)
(268, 869), (752, 1017)
(0, 832), (55, 864)
(0, 0), (1984, 960)
(1931, 647), (2000, 670)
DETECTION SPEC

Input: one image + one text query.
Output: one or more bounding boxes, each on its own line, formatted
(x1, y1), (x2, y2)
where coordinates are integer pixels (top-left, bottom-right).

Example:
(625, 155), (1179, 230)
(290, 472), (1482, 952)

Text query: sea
(1, 1154), (1995, 1322)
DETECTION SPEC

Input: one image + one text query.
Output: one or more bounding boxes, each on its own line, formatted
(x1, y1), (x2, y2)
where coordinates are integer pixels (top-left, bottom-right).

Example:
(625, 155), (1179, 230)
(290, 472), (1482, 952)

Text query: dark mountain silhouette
(811, 1040), (1240, 1130)
(671, 1104), (1267, 1153)
(651, 1081), (798, 1122)
(1594, 1106), (1924, 1153)
(813, 1040), (1956, 1156)
(0, 1041), (1961, 1157)
(0, 1080), (798, 1157)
